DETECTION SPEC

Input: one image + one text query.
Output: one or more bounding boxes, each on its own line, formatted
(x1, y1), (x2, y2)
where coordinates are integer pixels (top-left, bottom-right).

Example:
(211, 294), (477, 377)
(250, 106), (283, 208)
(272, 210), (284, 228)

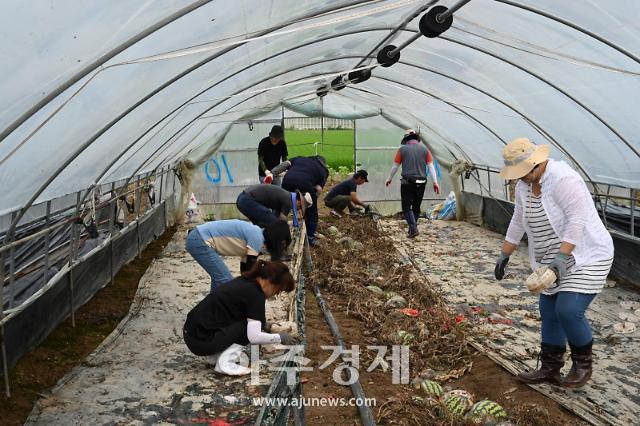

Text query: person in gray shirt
(236, 184), (312, 228)
(385, 130), (440, 238)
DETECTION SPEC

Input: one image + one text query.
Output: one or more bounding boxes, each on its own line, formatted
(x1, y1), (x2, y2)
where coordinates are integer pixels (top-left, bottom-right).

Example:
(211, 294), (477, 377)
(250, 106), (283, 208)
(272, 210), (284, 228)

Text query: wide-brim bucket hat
(499, 137), (550, 180)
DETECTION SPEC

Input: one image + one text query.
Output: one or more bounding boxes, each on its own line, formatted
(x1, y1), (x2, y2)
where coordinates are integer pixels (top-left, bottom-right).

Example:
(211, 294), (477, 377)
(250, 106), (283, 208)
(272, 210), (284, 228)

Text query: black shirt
(243, 184), (292, 216)
(281, 156), (329, 194)
(257, 136), (288, 176)
(326, 177), (357, 200)
(184, 277), (266, 339)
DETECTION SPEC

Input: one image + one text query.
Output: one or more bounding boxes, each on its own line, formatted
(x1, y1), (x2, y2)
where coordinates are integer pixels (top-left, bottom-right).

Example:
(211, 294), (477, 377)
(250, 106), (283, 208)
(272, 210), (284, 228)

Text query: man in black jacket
(270, 156), (329, 245)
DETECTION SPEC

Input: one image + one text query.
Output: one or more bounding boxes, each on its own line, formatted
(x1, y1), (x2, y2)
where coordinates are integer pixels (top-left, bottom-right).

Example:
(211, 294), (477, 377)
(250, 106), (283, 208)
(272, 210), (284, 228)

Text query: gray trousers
(324, 195), (353, 213)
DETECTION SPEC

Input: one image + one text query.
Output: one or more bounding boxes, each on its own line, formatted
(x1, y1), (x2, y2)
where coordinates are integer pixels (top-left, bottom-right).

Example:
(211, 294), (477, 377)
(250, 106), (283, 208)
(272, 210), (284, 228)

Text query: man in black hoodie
(269, 156), (329, 245)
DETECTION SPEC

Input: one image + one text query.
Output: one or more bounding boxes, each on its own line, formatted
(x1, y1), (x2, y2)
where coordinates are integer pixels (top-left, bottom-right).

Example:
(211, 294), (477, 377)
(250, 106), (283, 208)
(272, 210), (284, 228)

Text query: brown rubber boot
(563, 340), (593, 388)
(517, 343), (565, 385)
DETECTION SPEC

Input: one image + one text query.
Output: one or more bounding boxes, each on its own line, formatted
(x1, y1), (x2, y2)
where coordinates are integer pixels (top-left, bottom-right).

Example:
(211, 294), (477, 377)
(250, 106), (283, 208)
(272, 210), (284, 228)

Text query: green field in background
(285, 129), (354, 169)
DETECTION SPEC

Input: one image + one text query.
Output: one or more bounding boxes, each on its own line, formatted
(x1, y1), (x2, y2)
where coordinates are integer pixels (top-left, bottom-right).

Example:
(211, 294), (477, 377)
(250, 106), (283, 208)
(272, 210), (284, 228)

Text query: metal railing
(462, 163), (638, 239)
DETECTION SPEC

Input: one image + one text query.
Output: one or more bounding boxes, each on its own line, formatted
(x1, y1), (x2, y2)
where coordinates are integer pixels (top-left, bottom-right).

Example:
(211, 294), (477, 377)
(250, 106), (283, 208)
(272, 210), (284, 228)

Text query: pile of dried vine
(312, 215), (473, 374)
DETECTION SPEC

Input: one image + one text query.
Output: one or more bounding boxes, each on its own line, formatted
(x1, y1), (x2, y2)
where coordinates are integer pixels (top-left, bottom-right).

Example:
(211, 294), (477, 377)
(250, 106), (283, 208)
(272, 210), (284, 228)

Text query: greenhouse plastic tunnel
(1, 1), (639, 425)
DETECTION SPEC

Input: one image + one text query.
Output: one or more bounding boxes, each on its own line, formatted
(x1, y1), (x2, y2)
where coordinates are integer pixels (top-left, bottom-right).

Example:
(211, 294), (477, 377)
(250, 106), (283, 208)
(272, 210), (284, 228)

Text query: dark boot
(517, 343), (565, 385)
(403, 211), (418, 238)
(563, 341), (593, 388)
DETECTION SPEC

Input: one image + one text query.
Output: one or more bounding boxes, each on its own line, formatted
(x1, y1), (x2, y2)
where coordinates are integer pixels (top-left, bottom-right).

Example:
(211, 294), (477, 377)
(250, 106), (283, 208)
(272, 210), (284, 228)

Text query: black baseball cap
(354, 169), (369, 182)
(269, 125), (284, 138)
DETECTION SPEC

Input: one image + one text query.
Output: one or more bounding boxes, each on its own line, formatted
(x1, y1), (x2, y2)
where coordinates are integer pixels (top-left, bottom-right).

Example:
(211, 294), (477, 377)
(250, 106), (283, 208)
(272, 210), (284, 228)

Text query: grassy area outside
(285, 129), (354, 170)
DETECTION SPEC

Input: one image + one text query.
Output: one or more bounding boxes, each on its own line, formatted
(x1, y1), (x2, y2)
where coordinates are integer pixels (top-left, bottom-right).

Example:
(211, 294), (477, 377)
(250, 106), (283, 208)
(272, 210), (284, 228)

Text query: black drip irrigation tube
(303, 237), (377, 426)
(255, 234), (307, 426)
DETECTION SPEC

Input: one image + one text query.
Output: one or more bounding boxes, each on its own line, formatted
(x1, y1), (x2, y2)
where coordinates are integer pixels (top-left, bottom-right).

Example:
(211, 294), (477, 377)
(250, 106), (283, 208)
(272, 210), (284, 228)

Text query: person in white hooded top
(494, 138), (613, 388)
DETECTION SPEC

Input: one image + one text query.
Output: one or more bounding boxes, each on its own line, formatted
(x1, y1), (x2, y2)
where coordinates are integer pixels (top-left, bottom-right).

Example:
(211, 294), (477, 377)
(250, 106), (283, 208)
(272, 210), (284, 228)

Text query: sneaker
(330, 210), (342, 218)
(214, 343), (251, 376)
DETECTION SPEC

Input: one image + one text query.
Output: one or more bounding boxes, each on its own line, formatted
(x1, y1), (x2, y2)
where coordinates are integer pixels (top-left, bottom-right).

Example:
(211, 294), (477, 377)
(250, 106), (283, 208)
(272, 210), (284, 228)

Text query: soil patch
(0, 226), (176, 426)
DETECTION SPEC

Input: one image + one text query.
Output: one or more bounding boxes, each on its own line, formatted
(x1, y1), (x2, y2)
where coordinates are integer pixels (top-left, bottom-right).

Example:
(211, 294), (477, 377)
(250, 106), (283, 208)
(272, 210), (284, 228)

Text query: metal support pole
(436, 0), (472, 23)
(631, 188), (636, 237)
(69, 192), (81, 328)
(135, 175), (142, 258)
(388, 33), (421, 56)
(159, 168), (164, 204)
(603, 185), (610, 229)
(8, 212), (16, 309)
(43, 201), (51, 285)
(108, 183), (116, 286)
(0, 250), (11, 397)
(320, 98), (324, 151)
(487, 168), (491, 195)
(352, 120), (357, 172)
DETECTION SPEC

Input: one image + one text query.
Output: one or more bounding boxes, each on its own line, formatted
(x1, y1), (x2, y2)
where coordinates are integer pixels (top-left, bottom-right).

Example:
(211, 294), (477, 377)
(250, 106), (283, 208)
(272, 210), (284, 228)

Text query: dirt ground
(0, 226), (176, 426)
(304, 208), (584, 425)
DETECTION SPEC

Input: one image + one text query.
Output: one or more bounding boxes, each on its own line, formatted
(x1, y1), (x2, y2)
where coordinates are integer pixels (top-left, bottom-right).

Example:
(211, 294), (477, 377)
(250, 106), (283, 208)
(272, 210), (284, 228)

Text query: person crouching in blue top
(183, 260), (298, 375)
(185, 219), (291, 292)
(324, 169), (370, 218)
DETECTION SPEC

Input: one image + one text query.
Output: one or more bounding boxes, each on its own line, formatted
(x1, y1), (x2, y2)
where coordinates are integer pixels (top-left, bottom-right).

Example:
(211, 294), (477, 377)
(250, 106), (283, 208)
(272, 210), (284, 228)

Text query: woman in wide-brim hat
(494, 137), (613, 388)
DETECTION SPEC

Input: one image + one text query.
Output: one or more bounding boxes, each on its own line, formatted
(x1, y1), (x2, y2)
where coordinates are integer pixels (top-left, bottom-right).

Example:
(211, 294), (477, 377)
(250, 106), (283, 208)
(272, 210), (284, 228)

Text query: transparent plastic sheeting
(1, 1), (640, 218)
(284, 93), (381, 120)
(189, 121), (279, 204)
(354, 116), (452, 202)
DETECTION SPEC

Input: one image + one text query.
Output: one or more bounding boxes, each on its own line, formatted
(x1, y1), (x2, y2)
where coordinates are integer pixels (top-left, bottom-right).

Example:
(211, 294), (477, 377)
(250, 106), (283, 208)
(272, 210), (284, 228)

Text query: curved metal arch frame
(2, 0), (377, 241)
(0, 0), (214, 145)
(130, 56), (508, 183)
(90, 28), (400, 191)
(492, 0), (640, 65)
(393, 61), (595, 182)
(79, 23), (640, 201)
(84, 21), (612, 205)
(6, 18), (637, 238)
(332, 86), (467, 163)
(435, 31), (640, 159)
(370, 74), (509, 145)
(153, 85), (468, 172)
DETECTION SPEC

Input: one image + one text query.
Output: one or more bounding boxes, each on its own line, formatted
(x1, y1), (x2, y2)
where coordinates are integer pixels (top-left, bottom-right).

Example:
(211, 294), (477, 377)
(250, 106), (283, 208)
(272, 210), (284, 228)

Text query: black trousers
(183, 320), (249, 356)
(400, 182), (426, 219)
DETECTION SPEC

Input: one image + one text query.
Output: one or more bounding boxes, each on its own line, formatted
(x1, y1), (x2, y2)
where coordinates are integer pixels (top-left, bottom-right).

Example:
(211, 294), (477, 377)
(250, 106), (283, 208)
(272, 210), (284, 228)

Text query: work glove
(385, 179), (392, 187)
(549, 253), (570, 281)
(494, 251), (510, 280)
(278, 332), (299, 345)
(264, 321), (279, 333)
(263, 170), (273, 184)
(363, 204), (371, 213)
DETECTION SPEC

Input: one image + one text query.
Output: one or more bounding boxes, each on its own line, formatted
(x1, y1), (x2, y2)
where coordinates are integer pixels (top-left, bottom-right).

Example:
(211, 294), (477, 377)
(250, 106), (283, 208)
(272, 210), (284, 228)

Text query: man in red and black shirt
(385, 130), (440, 238)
